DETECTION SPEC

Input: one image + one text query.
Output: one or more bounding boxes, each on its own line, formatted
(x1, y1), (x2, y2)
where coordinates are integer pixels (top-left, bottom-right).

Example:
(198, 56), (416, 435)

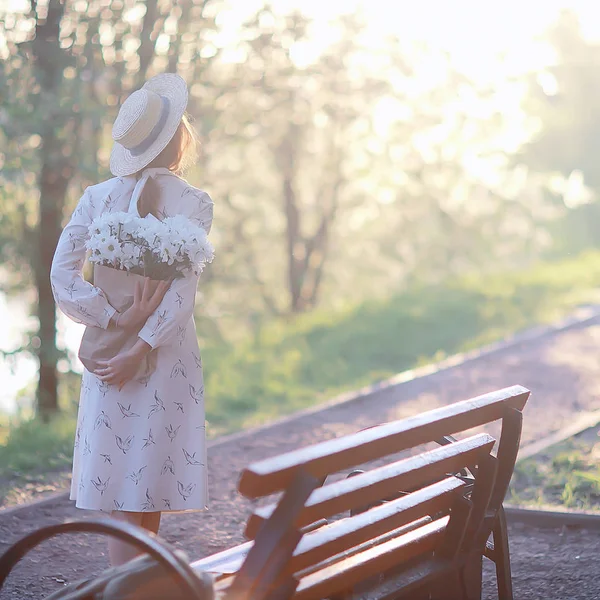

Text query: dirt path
(3, 320), (600, 599)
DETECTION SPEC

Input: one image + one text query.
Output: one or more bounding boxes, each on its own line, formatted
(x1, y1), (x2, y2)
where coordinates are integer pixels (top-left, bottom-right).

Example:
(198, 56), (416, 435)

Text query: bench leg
(429, 571), (463, 600)
(460, 554), (483, 600)
(492, 508), (513, 600)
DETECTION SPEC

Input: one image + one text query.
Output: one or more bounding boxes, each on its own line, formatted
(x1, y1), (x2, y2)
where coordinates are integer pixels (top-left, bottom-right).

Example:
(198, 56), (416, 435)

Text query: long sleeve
(50, 188), (117, 329)
(138, 189), (214, 349)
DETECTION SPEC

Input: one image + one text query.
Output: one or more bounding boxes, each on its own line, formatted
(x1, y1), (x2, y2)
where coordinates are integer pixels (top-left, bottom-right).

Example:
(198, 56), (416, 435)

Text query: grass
(201, 249), (600, 433)
(4, 250), (600, 503)
(508, 425), (600, 511)
(0, 414), (75, 506)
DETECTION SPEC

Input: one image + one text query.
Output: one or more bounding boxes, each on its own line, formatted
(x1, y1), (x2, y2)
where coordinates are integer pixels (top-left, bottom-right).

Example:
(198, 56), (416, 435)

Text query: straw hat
(110, 73), (189, 177)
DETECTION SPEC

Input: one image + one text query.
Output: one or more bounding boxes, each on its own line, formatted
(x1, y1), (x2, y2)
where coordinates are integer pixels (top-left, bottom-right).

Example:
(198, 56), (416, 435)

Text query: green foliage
(0, 414), (75, 480)
(201, 250), (600, 434)
(509, 434), (600, 511)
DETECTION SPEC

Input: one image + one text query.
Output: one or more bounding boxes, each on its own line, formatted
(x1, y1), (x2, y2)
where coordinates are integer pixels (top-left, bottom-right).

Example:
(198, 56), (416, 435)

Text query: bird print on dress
(141, 488), (155, 511)
(97, 380), (110, 397)
(192, 352), (202, 369)
(158, 206), (171, 220)
(182, 448), (204, 466)
(170, 359), (187, 379)
(142, 428), (156, 449)
(189, 384), (204, 404)
(150, 310), (168, 336)
(74, 202), (85, 218)
(94, 411), (112, 430)
(161, 456), (175, 476)
(175, 292), (184, 308)
(83, 436), (92, 457)
(64, 281), (78, 299)
(115, 434), (134, 455)
(148, 391), (166, 418)
(180, 187), (198, 200)
(136, 371), (153, 387)
(127, 466), (147, 486)
(74, 302), (102, 327)
(165, 424), (181, 443)
(163, 499), (172, 510)
(173, 400), (184, 414)
(176, 326), (186, 345)
(177, 481), (196, 502)
(91, 476), (110, 496)
(118, 402), (140, 418)
(68, 232), (86, 252)
(103, 194), (117, 211)
(100, 453), (112, 465)
(73, 302), (102, 327)
(114, 500), (124, 510)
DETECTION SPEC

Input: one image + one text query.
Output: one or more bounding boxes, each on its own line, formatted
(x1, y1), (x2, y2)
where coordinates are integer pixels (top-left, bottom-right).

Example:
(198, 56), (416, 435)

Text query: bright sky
(218, 0), (600, 77)
(1, 0), (600, 412)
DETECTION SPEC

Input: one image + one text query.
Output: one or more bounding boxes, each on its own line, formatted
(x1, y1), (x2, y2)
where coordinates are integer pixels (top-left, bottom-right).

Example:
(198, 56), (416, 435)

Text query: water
(0, 293), (83, 414)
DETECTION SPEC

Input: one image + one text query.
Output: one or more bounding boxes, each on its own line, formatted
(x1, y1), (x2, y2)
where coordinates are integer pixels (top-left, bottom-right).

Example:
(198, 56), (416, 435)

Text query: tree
(518, 9), (600, 255)
(200, 8), (394, 314)
(0, 0), (221, 417)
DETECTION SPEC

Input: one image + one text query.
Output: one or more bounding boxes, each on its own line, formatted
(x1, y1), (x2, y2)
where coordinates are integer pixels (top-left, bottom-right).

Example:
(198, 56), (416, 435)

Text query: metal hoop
(0, 518), (210, 599)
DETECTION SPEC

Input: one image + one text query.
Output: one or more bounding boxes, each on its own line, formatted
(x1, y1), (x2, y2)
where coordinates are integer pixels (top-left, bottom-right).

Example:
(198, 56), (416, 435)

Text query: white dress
(50, 167), (214, 513)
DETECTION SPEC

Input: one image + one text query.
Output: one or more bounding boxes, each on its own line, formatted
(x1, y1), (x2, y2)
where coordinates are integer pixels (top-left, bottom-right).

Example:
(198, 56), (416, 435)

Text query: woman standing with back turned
(50, 73), (214, 565)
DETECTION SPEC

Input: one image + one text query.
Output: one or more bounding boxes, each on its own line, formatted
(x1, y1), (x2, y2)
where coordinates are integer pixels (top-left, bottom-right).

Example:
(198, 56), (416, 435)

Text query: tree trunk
(36, 153), (68, 419)
(136, 0), (161, 87)
(31, 0), (68, 419)
(279, 128), (306, 313)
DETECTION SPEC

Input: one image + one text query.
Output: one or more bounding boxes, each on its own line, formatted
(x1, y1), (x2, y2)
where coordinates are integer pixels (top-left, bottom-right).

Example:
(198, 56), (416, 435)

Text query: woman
(50, 73), (214, 565)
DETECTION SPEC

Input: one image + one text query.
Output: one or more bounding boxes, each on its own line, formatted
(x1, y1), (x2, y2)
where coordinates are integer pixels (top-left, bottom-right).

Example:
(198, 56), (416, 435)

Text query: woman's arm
(50, 189), (117, 329)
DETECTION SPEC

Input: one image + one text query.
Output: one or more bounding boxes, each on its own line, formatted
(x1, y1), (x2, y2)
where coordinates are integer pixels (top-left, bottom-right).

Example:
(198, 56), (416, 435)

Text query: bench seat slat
(191, 541), (253, 574)
(191, 520), (330, 579)
(245, 433), (494, 539)
(239, 385), (529, 498)
(294, 517), (450, 600)
(201, 518), (434, 586)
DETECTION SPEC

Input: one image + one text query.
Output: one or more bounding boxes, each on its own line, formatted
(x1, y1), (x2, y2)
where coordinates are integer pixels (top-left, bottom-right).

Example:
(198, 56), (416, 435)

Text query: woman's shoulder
(79, 177), (137, 217)
(84, 176), (132, 202)
(175, 181), (214, 233)
(177, 179), (214, 206)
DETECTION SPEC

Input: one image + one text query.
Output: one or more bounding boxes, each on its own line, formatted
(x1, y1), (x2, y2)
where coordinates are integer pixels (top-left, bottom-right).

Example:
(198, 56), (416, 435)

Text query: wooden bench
(205, 384), (529, 600)
(0, 385), (529, 600)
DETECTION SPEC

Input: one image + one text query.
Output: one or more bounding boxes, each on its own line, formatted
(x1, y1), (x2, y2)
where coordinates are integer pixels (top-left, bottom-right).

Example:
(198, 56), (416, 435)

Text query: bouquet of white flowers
(78, 212), (213, 377)
(86, 212), (214, 279)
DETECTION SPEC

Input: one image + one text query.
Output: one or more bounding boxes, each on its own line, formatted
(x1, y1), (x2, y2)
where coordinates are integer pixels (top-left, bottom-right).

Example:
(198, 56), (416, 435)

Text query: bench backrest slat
(245, 432), (494, 539)
(286, 477), (464, 575)
(238, 385), (529, 498)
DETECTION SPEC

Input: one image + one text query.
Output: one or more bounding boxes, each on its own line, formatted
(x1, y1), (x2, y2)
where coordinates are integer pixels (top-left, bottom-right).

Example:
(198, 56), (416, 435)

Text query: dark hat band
(129, 95), (171, 157)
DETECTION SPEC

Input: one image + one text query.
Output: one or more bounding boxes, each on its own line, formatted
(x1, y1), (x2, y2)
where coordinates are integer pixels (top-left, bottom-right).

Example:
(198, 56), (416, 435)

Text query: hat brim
(110, 73), (189, 177)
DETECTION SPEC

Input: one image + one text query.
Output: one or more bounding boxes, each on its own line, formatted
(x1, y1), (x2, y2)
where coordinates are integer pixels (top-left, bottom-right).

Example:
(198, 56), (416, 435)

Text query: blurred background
(3, 0), (600, 493)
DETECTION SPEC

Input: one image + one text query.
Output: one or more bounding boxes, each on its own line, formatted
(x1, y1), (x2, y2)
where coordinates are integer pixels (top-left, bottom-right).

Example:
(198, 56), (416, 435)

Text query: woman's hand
(116, 278), (171, 330)
(94, 340), (152, 390)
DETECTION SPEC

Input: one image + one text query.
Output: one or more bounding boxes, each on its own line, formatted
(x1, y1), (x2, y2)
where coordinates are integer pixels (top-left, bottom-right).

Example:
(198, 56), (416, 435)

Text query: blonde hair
(137, 114), (199, 218)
